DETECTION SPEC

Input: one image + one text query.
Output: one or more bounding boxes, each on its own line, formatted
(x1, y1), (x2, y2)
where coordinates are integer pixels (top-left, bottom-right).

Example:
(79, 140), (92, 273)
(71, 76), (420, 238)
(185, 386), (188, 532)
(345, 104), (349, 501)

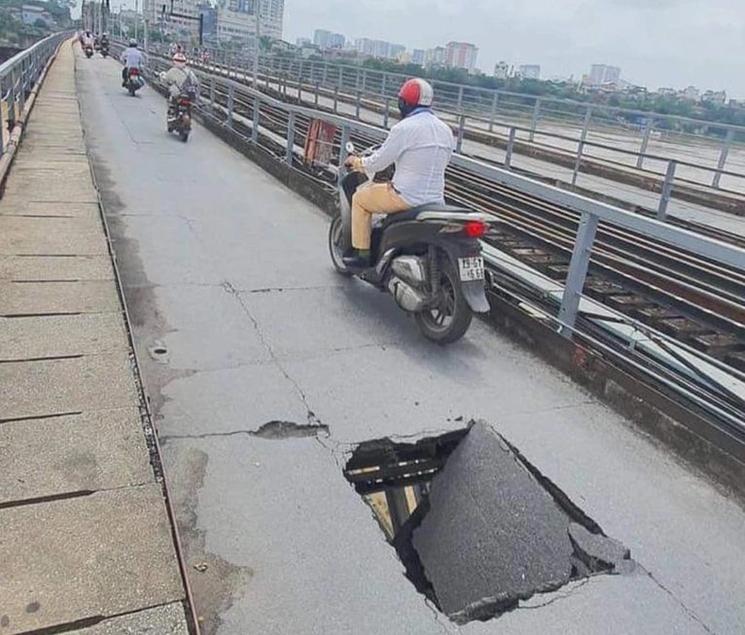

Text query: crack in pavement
(221, 280), (324, 427)
(160, 420), (330, 443)
(641, 567), (715, 634)
(516, 577), (591, 611)
(240, 284), (345, 294)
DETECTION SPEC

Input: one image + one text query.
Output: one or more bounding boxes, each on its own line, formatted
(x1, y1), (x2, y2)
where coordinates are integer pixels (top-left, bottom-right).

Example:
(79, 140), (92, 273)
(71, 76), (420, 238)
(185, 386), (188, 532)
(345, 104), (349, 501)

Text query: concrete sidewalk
(0, 42), (189, 634)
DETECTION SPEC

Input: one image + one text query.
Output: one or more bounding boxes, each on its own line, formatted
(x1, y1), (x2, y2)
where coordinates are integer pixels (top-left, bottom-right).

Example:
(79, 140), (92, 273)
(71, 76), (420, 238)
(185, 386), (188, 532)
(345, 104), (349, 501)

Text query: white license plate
(458, 257), (484, 281)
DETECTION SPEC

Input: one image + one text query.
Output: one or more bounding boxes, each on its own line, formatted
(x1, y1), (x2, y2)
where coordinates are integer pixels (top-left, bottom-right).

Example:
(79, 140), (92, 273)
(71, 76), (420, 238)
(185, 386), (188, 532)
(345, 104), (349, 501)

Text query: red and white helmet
(398, 78), (434, 109)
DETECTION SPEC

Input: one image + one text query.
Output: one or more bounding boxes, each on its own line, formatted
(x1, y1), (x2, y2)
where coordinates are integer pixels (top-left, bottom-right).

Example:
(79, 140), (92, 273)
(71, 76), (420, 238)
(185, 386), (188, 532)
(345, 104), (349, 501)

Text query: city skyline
(282, 0), (745, 98)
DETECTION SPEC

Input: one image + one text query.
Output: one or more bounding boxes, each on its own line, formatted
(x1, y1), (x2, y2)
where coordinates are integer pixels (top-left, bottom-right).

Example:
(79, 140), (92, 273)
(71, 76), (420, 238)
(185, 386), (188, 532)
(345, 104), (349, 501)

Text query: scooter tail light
(463, 220), (487, 238)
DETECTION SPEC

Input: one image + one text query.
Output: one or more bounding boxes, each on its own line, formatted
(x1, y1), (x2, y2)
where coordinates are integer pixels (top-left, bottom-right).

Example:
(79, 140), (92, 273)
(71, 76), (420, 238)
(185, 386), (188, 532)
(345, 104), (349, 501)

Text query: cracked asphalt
(76, 56), (745, 634)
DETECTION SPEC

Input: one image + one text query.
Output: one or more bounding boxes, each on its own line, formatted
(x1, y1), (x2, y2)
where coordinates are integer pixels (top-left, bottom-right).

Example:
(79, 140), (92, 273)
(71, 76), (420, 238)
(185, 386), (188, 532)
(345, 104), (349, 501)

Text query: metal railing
(132, 41), (745, 211)
(0, 32), (70, 158)
(185, 47), (745, 195)
(178, 58), (742, 220)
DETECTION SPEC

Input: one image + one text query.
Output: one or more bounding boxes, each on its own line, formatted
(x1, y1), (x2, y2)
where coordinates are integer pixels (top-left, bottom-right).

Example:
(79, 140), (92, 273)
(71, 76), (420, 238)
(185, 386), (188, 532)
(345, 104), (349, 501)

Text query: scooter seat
(381, 203), (473, 228)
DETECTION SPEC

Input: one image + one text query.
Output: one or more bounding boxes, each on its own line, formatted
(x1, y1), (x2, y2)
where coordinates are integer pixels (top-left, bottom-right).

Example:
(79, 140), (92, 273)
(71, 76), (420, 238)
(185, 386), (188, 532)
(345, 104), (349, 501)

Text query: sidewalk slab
(0, 216), (106, 255)
(0, 281), (121, 315)
(0, 199), (100, 217)
(0, 408), (152, 504)
(0, 313), (128, 360)
(0, 484), (184, 634)
(2, 173), (98, 202)
(68, 603), (189, 634)
(0, 352), (138, 421)
(0, 255), (114, 281)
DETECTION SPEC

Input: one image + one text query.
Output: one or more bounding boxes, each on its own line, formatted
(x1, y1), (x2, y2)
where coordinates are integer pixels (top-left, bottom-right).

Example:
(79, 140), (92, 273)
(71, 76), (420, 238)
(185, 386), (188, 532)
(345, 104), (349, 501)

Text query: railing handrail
(184, 64), (745, 273)
(0, 31), (71, 79)
(250, 51), (745, 135)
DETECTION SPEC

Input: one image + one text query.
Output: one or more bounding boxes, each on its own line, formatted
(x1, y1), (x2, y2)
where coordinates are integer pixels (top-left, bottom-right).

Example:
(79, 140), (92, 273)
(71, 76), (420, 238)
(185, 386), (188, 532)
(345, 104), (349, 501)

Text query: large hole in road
(343, 421), (633, 624)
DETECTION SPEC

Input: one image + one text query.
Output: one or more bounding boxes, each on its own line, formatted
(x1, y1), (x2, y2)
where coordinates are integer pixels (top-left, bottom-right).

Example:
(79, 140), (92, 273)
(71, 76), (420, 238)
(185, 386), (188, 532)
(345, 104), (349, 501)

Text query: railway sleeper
(725, 350), (745, 372)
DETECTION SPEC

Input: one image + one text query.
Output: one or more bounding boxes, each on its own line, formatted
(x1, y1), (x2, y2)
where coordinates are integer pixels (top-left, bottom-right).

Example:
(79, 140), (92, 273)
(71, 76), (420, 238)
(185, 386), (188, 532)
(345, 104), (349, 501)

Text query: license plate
(458, 256), (484, 281)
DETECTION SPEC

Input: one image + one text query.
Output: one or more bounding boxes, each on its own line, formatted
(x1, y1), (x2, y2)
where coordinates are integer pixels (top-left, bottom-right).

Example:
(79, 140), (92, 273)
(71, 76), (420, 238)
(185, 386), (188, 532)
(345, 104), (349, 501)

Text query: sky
(283, 0), (745, 98)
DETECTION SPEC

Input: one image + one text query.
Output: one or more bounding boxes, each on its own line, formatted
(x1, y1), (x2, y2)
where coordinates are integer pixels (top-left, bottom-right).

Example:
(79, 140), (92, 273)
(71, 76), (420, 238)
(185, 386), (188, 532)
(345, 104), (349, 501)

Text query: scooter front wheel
(328, 216), (352, 277)
(415, 260), (473, 344)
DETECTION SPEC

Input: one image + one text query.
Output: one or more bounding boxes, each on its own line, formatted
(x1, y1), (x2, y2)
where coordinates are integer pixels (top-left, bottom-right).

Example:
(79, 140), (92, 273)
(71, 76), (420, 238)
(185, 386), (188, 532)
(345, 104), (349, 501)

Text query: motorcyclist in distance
(160, 52), (200, 121)
(120, 38), (145, 88)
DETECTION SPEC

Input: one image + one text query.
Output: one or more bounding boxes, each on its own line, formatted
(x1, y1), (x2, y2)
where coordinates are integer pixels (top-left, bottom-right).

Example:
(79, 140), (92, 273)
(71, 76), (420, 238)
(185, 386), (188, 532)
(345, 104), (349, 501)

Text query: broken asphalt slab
(412, 421), (631, 624)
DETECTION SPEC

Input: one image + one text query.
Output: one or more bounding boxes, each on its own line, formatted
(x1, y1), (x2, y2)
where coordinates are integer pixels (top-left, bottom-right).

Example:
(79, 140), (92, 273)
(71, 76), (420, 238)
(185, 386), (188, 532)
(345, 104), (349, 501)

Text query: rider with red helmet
(343, 78), (455, 268)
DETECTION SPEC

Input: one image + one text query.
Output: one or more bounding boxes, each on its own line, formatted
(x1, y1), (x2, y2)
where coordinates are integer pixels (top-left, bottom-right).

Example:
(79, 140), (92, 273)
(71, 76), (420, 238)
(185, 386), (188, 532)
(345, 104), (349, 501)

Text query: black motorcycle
(167, 93), (192, 142)
(328, 142), (490, 344)
(100, 43), (109, 58)
(84, 45), (93, 59)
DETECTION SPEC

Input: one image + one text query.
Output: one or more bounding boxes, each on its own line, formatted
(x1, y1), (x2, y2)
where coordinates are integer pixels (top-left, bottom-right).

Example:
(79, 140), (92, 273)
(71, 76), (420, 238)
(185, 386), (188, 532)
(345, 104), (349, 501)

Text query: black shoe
(342, 250), (371, 269)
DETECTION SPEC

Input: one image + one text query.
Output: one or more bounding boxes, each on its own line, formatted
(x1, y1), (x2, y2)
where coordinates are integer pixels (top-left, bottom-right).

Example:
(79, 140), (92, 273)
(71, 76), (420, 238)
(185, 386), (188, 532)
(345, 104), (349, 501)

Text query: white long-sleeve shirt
(120, 47), (145, 69)
(361, 110), (454, 206)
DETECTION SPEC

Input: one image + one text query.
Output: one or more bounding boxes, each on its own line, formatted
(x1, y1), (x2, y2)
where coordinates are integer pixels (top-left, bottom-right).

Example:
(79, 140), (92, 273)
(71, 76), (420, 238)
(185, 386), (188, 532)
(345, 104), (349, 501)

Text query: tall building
(354, 38), (402, 59)
(313, 29), (344, 49)
(199, 3), (218, 40)
(445, 41), (478, 73)
(518, 64), (541, 80)
(143, 0), (203, 37)
(493, 61), (509, 79)
(213, 0), (284, 44)
(425, 46), (447, 68)
(389, 43), (405, 59)
(411, 49), (426, 66)
(589, 64), (621, 86)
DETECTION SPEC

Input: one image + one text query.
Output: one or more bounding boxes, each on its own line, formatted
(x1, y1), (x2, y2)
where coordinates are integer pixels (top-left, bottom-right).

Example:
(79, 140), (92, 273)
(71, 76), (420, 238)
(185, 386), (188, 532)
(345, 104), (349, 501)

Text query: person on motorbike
(342, 78), (455, 268)
(120, 38), (145, 87)
(82, 31), (94, 50)
(100, 32), (110, 50)
(161, 52), (200, 120)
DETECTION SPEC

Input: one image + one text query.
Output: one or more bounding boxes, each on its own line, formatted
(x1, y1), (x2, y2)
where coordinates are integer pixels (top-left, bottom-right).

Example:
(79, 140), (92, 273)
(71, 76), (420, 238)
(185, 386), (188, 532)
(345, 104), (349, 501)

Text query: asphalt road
(76, 52), (745, 635)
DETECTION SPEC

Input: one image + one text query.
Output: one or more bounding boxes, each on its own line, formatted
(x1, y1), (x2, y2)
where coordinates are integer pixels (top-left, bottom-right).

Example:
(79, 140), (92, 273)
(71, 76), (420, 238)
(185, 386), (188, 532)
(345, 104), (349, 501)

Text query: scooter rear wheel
(415, 260), (473, 344)
(328, 216), (352, 277)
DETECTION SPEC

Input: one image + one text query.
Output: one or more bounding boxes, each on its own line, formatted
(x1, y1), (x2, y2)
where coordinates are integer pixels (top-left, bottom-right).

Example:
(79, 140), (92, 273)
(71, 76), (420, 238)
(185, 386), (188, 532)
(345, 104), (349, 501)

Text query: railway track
(196, 71), (745, 373)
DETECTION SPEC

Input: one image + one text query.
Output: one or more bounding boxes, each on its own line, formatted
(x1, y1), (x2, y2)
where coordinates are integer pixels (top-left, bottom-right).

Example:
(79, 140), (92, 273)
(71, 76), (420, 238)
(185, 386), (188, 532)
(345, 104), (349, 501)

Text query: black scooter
(167, 93), (193, 142)
(328, 142), (490, 344)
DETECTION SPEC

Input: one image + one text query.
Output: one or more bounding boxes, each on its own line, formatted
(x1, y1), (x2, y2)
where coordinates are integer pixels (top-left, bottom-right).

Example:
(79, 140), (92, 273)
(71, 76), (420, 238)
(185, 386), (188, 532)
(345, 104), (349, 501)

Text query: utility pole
(134, 0), (139, 42)
(252, 0), (261, 87)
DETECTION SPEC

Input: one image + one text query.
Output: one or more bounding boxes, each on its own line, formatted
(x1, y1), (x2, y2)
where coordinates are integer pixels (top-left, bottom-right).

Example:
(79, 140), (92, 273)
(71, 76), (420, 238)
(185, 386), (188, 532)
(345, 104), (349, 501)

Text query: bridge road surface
(75, 50), (745, 635)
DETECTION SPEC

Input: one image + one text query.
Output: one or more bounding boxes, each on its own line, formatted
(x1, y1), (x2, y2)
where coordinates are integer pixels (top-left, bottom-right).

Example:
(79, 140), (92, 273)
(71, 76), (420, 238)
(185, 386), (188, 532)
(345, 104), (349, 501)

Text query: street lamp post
(252, 0), (261, 87)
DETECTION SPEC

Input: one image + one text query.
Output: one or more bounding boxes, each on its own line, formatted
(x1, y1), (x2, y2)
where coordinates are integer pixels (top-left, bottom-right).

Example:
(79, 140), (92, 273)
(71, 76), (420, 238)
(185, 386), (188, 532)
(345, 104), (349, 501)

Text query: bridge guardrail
(0, 31), (71, 164)
(183, 45), (745, 197)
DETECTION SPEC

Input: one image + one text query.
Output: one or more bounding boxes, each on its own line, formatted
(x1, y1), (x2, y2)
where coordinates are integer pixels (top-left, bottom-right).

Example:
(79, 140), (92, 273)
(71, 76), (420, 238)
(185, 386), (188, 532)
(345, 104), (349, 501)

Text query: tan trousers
(351, 182), (410, 250)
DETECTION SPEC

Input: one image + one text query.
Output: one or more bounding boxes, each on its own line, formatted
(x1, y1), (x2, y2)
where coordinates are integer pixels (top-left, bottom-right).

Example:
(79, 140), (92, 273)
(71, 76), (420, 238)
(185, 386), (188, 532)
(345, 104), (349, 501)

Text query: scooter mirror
(345, 141), (355, 154)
